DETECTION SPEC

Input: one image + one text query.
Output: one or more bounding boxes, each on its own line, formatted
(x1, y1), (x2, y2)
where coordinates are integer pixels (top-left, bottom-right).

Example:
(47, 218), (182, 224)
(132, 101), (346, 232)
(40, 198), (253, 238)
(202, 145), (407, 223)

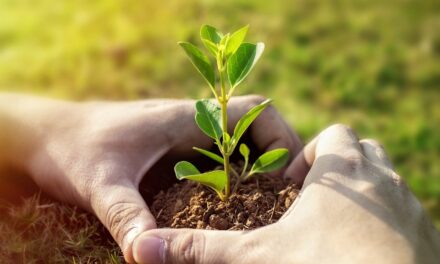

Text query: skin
(133, 124), (440, 264)
(0, 93), (301, 263)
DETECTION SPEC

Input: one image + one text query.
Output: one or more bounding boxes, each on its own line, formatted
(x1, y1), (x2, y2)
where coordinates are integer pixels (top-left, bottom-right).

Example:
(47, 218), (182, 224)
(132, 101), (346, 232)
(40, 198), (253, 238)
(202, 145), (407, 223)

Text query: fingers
(285, 136), (319, 183)
(283, 149), (310, 185)
(285, 124), (396, 188)
(284, 124), (361, 185)
(311, 124), (362, 158)
(133, 228), (242, 264)
(91, 184), (157, 263)
(359, 139), (393, 169)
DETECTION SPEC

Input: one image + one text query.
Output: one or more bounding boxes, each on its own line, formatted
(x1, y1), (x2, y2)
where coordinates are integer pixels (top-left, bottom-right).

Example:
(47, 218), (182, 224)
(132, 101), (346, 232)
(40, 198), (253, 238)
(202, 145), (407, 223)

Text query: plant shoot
(175, 25), (289, 201)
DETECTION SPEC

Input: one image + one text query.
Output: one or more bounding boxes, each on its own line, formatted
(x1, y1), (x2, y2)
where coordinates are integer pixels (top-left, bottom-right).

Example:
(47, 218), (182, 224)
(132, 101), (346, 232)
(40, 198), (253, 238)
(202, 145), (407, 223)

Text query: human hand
(0, 94), (302, 263)
(133, 124), (440, 264)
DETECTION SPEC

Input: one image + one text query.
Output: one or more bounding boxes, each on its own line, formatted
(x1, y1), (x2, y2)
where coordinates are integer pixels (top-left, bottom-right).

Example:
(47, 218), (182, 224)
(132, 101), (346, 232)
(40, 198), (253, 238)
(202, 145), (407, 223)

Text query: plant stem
(219, 58), (231, 198)
(220, 68), (228, 134)
(240, 156), (249, 179)
(233, 154), (249, 194)
(223, 154), (231, 198)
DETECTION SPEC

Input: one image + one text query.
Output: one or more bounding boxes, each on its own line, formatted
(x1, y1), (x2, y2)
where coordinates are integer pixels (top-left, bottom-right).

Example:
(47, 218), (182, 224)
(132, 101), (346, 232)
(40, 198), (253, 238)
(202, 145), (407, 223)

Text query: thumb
(132, 228), (243, 264)
(91, 184), (156, 263)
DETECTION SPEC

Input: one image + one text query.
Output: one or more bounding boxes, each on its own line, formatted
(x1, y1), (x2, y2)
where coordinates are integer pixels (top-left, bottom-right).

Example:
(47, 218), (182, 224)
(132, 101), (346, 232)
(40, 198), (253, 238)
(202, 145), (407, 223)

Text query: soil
(150, 164), (299, 230)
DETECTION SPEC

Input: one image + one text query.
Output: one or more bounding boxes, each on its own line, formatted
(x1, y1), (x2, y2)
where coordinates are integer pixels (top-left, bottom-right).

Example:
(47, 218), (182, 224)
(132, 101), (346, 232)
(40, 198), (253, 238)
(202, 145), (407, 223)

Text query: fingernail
(133, 236), (166, 264)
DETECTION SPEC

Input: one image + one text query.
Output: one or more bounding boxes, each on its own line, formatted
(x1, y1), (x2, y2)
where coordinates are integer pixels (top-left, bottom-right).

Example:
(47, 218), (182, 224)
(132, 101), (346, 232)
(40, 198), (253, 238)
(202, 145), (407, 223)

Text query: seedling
(174, 25), (289, 201)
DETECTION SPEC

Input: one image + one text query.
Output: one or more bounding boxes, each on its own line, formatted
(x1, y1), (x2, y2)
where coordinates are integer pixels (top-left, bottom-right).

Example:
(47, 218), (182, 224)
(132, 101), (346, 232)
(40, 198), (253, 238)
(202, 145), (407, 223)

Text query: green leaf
(174, 161), (200, 179)
(225, 25), (249, 57)
(178, 42), (215, 88)
(239, 143), (250, 159)
(174, 161), (227, 197)
(250, 148), (289, 175)
(230, 99), (272, 150)
(200, 25), (222, 44)
(195, 99), (222, 141)
(227, 42), (264, 88)
(193, 147), (224, 164)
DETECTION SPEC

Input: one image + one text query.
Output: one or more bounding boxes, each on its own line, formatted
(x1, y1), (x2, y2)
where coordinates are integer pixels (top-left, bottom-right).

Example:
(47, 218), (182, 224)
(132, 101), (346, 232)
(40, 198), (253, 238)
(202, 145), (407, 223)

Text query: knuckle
(327, 123), (353, 134)
(389, 170), (404, 187)
(361, 169), (403, 195)
(105, 201), (143, 246)
(343, 150), (366, 172)
(342, 149), (365, 165)
(360, 138), (382, 148)
(330, 149), (366, 175)
(171, 232), (206, 264)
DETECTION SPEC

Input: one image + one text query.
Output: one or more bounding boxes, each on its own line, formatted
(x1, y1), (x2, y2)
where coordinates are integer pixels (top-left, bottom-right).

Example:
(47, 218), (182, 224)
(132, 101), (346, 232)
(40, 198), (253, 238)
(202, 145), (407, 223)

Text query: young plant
(174, 25), (289, 201)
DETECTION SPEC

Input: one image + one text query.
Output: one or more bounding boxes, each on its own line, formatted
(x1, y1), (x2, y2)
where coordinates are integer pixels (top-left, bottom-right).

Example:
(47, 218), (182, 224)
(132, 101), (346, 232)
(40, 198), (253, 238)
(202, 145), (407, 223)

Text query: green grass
(0, 0), (439, 261)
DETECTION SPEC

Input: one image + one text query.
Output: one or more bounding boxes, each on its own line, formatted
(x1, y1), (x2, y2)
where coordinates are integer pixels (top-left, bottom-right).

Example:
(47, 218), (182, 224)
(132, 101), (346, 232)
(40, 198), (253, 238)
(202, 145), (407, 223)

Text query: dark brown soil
(150, 171), (299, 230)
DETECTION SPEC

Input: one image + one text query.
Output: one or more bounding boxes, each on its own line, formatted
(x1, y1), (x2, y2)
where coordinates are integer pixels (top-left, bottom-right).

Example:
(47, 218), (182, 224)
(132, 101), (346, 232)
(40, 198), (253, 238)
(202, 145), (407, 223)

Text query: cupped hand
(22, 95), (302, 262)
(134, 124), (440, 264)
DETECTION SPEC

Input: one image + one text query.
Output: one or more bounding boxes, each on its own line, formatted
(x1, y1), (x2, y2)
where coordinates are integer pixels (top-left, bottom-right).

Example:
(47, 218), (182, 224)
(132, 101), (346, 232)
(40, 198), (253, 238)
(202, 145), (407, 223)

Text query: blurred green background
(0, 0), (439, 228)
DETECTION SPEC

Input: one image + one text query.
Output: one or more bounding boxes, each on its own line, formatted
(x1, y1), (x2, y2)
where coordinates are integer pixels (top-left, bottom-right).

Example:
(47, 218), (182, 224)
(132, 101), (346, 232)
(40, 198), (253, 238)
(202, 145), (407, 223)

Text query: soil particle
(150, 173), (299, 230)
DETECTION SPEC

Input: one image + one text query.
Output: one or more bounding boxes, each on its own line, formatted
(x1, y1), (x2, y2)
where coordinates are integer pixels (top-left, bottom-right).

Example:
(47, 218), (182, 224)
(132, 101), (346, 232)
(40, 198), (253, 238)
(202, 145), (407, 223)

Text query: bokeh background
(0, 0), (439, 260)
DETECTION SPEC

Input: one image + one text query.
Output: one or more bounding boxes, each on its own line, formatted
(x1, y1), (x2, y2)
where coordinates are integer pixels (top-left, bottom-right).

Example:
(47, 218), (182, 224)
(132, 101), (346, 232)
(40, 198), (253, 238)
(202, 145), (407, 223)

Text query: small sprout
(239, 143), (250, 179)
(245, 148), (289, 181)
(176, 25), (290, 200)
(239, 143), (250, 159)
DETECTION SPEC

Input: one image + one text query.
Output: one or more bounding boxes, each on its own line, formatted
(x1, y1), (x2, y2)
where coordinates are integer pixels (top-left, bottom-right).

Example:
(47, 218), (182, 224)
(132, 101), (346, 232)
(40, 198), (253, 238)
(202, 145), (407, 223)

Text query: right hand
(133, 124), (440, 264)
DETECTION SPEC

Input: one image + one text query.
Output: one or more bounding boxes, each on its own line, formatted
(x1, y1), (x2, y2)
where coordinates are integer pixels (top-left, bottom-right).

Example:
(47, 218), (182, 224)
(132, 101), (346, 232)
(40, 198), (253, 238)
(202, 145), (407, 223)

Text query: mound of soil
(150, 174), (298, 230)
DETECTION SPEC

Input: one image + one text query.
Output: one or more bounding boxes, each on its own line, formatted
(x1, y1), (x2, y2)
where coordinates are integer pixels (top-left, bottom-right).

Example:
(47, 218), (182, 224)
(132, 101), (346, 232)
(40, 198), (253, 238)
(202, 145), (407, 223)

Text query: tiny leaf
(239, 143), (250, 159)
(202, 39), (218, 56)
(200, 25), (222, 44)
(223, 132), (231, 143)
(175, 161), (227, 196)
(178, 42), (215, 88)
(193, 147), (224, 164)
(230, 99), (272, 149)
(225, 25), (249, 57)
(250, 148), (289, 175)
(220, 33), (230, 47)
(227, 42), (264, 88)
(195, 99), (223, 141)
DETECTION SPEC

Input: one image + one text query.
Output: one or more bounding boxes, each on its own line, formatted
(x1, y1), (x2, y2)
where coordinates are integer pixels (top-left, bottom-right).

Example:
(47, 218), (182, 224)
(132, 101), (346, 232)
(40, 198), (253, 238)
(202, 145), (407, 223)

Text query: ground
(0, 195), (122, 263)
(0, 0), (439, 262)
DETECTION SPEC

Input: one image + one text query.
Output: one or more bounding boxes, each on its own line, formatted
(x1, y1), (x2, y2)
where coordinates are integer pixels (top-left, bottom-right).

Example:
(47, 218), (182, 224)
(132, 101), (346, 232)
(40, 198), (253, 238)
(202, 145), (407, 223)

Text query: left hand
(0, 94), (302, 262)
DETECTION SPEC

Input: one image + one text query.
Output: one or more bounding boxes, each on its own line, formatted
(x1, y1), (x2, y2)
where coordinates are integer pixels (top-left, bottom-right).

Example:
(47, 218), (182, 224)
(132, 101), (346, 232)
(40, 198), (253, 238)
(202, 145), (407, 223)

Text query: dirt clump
(150, 174), (299, 230)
